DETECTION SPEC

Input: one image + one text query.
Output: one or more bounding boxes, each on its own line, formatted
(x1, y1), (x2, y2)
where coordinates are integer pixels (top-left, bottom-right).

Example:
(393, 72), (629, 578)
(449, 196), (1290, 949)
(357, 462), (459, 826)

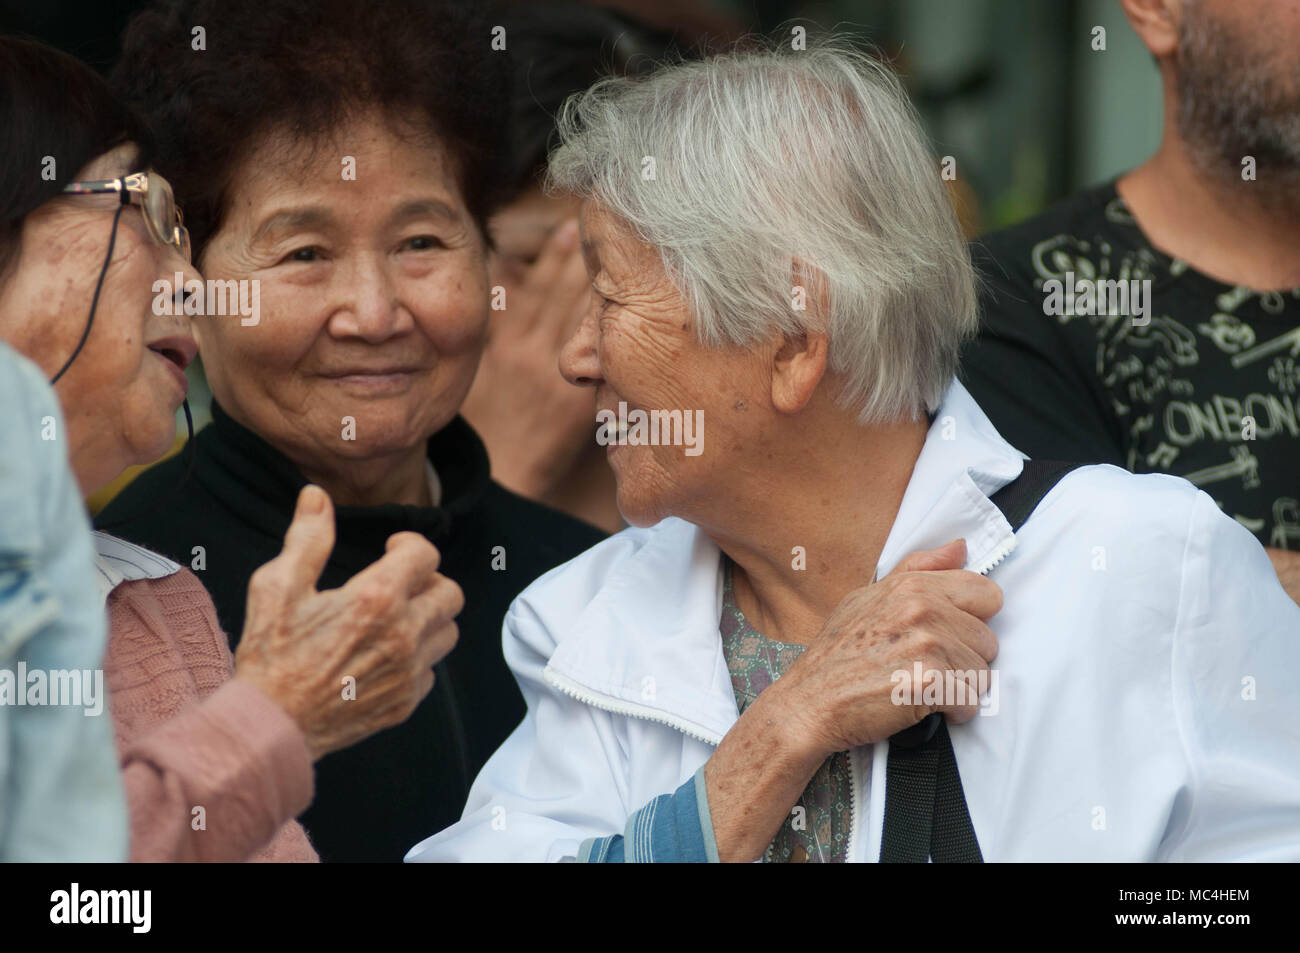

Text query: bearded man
(961, 0), (1300, 604)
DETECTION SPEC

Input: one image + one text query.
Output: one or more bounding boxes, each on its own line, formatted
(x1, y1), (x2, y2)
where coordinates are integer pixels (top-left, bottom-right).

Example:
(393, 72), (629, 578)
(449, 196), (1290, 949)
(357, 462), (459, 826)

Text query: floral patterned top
(719, 556), (857, 862)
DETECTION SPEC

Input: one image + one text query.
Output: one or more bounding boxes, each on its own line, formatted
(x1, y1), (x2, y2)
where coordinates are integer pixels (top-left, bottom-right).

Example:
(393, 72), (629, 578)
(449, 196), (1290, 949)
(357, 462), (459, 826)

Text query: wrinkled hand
(767, 539), (1002, 758)
(234, 485), (463, 761)
(461, 219), (598, 496)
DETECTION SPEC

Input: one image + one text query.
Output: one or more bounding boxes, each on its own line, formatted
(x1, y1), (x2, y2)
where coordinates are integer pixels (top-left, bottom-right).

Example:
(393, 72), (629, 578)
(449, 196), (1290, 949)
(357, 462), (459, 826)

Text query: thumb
(890, 538), (967, 575)
(277, 485), (336, 593)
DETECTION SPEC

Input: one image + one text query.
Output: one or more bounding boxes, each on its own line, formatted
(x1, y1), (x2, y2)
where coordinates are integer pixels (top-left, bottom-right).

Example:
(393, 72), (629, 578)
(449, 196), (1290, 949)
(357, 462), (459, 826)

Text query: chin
(139, 418), (180, 466)
(612, 484), (668, 529)
(104, 425), (180, 492)
(324, 411), (436, 459)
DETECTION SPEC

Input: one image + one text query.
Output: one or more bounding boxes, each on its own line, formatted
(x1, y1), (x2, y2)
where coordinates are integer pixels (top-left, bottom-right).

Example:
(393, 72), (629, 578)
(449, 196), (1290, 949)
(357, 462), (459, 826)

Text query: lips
(320, 366), (423, 378)
(146, 334), (198, 371)
(318, 365), (427, 397)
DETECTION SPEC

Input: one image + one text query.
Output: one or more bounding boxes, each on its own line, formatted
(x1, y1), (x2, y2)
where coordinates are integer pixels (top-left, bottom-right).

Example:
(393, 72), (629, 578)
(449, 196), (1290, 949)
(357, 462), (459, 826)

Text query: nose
(559, 296), (602, 388)
(328, 253), (411, 342)
(168, 252), (204, 317)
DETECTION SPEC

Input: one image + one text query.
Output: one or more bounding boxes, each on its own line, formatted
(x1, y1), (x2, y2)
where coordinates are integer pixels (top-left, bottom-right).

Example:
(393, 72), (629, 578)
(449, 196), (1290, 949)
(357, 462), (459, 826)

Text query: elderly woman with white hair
(408, 41), (1300, 863)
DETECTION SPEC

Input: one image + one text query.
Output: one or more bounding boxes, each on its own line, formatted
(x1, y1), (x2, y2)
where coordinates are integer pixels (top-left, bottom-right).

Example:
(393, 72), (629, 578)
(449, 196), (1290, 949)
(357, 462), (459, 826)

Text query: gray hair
(547, 37), (976, 424)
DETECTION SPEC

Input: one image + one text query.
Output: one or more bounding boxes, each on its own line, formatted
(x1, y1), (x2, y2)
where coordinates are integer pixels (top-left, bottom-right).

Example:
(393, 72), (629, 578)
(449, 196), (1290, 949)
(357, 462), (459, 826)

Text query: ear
(1118, 0), (1182, 59)
(771, 326), (829, 415)
(772, 257), (831, 414)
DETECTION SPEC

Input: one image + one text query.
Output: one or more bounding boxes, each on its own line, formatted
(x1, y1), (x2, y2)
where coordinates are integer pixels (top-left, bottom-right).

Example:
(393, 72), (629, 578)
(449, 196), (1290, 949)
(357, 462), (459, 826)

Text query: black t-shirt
(961, 181), (1300, 549)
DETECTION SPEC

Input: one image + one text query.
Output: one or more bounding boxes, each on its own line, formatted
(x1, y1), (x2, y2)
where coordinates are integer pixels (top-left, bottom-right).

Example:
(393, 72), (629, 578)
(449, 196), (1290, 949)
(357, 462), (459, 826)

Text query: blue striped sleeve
(578, 766), (719, 863)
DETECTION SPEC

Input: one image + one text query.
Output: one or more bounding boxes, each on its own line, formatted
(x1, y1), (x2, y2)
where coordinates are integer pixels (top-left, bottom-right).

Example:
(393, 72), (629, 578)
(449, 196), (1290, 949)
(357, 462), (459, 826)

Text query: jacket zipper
(761, 745), (859, 863)
(547, 665), (872, 863)
(847, 746), (860, 863)
(542, 666), (723, 746)
(970, 535), (1017, 576)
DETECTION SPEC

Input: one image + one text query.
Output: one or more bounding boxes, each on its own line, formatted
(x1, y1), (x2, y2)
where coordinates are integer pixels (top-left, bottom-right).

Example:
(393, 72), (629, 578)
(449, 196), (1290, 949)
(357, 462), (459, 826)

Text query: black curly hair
(110, 0), (512, 261)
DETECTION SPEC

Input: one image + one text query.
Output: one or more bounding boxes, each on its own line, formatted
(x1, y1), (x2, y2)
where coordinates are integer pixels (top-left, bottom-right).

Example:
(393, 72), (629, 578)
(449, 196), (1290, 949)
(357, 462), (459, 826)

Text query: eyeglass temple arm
(62, 177), (142, 201)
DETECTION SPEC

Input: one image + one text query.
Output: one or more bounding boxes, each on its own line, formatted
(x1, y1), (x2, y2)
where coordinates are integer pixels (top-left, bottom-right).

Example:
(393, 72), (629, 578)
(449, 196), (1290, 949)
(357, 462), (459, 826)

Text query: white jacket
(408, 380), (1300, 862)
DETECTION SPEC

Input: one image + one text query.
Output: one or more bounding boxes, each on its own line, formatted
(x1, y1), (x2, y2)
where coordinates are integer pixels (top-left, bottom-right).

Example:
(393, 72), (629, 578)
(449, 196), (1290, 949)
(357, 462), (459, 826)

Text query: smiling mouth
(319, 368), (426, 396)
(321, 367), (424, 378)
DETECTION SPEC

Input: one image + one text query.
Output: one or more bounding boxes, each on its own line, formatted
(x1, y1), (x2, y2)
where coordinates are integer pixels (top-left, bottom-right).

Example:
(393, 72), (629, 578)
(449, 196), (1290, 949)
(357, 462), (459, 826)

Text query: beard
(1175, 5), (1300, 201)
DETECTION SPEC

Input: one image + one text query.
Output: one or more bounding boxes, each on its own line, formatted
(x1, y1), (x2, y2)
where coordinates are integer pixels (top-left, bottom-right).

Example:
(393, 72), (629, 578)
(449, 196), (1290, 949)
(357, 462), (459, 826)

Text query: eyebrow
(251, 198), (461, 245)
(389, 198), (460, 225)
(251, 206), (335, 244)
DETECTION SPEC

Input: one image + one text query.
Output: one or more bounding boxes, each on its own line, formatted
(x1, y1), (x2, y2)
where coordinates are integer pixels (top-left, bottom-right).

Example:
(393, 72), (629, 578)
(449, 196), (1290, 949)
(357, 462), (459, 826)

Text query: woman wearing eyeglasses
(0, 36), (465, 862)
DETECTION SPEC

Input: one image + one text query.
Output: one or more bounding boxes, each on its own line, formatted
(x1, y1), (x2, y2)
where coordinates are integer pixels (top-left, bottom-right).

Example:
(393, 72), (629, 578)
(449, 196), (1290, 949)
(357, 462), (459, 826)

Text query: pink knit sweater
(104, 568), (318, 862)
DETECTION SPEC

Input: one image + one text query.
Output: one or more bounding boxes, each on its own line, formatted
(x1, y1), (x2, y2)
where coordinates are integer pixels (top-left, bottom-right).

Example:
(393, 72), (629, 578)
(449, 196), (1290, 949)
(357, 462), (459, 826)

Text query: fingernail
(300, 485), (325, 514)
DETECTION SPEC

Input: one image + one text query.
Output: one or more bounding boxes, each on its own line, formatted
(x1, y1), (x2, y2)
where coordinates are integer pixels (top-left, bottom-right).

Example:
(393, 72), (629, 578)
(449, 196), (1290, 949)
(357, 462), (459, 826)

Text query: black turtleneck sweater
(97, 402), (605, 862)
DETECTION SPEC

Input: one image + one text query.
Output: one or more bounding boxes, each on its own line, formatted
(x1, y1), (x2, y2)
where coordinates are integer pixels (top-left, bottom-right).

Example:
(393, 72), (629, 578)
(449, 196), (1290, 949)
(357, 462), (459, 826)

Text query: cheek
(597, 323), (643, 383)
(601, 322), (694, 405)
(75, 240), (158, 397)
(6, 228), (146, 372)
(204, 280), (324, 369)
(415, 269), (489, 355)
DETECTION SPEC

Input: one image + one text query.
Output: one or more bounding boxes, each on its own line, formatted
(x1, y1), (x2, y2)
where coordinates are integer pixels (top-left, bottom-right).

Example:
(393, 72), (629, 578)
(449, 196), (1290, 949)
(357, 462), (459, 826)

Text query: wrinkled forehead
(578, 200), (657, 275)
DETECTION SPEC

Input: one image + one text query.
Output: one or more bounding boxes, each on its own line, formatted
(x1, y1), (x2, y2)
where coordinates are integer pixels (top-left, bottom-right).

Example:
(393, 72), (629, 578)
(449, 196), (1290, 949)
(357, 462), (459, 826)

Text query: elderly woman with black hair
(412, 41), (1300, 863)
(0, 36), (460, 862)
(101, 0), (606, 861)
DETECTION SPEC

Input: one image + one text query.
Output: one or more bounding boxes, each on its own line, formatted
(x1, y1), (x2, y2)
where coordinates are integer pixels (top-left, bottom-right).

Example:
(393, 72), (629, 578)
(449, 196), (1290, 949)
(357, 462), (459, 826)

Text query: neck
(299, 446), (432, 508)
(700, 403), (929, 645)
(1117, 99), (1300, 291)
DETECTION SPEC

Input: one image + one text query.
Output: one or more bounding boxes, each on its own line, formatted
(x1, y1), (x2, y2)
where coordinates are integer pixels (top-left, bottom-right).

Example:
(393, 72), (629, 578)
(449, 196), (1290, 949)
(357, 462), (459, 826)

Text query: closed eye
(592, 286), (617, 315)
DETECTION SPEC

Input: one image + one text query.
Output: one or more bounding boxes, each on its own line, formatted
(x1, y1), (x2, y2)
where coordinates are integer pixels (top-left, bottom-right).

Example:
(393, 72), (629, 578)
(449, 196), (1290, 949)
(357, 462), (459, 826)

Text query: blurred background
(1, 0), (1163, 506)
(0, 0), (1163, 231)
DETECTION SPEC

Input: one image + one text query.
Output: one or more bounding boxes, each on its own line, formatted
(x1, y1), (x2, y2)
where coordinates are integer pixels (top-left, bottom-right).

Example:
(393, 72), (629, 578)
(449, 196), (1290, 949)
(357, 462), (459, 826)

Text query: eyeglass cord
(45, 199), (197, 532)
(48, 202), (124, 387)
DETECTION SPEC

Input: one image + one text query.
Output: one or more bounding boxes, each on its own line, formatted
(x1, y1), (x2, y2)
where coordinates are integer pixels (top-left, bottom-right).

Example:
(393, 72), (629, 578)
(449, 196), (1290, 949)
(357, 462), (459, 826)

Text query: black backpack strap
(988, 459), (1084, 532)
(879, 459), (1083, 863)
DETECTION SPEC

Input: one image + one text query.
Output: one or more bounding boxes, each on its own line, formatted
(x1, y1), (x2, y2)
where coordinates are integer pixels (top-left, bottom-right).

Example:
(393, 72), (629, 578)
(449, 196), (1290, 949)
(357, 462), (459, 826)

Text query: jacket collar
(875, 377), (1026, 577)
(545, 379), (1026, 741)
(198, 401), (492, 573)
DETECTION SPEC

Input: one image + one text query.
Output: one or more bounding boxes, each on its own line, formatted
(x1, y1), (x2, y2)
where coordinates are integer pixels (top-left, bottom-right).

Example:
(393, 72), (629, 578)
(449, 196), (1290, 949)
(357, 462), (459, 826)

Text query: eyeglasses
(62, 171), (191, 262)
